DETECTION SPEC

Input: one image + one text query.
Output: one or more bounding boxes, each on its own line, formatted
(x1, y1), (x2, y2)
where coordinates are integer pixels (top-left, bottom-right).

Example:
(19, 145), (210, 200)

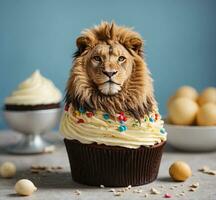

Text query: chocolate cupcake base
(64, 139), (166, 187)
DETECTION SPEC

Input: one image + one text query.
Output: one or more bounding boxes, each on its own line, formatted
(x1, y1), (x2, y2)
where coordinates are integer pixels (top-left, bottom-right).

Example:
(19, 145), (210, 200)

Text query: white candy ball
(0, 162), (16, 178)
(15, 179), (37, 196)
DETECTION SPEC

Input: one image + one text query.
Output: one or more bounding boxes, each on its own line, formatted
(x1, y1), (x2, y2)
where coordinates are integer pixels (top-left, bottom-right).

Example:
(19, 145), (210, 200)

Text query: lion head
(66, 22), (157, 120)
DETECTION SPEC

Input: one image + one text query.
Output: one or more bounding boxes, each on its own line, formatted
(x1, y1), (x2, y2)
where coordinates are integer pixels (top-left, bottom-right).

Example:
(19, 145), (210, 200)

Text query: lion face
(66, 22), (157, 120)
(85, 43), (133, 95)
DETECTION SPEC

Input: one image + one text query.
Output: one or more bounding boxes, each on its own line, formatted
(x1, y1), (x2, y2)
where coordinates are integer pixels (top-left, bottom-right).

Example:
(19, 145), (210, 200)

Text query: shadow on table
(164, 143), (216, 154)
(157, 176), (173, 183)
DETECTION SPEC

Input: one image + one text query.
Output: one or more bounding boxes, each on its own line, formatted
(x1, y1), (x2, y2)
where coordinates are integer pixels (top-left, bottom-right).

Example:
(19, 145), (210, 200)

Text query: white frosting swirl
(60, 105), (167, 149)
(5, 70), (62, 105)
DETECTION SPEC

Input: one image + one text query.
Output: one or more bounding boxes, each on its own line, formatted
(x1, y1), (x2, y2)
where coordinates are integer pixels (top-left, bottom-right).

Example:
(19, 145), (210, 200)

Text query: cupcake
(60, 22), (167, 187)
(5, 70), (62, 111)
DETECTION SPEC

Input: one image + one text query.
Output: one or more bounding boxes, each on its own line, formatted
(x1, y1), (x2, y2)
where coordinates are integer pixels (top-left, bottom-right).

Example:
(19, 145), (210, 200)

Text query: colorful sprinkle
(123, 116), (127, 122)
(79, 107), (85, 113)
(118, 115), (124, 121)
(155, 113), (159, 120)
(149, 117), (154, 122)
(118, 125), (127, 132)
(120, 120), (125, 124)
(144, 116), (149, 122)
(119, 111), (124, 116)
(123, 125), (128, 131)
(75, 111), (80, 117)
(86, 112), (94, 118)
(118, 126), (125, 132)
(160, 128), (165, 134)
(77, 119), (84, 123)
(164, 193), (172, 198)
(103, 113), (110, 120)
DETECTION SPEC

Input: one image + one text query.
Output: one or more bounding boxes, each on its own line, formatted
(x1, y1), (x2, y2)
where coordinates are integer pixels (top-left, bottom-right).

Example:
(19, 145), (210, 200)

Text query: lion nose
(102, 70), (118, 78)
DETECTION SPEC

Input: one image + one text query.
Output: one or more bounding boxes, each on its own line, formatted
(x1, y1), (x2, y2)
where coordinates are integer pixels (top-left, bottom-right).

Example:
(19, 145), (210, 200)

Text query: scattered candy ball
(169, 161), (192, 181)
(164, 193), (172, 198)
(197, 103), (216, 126)
(174, 86), (198, 101)
(198, 87), (216, 106)
(168, 97), (198, 125)
(15, 179), (37, 196)
(0, 162), (16, 178)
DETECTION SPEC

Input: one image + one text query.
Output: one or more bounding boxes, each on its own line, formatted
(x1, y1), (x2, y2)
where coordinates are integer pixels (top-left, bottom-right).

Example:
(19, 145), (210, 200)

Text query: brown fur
(66, 22), (157, 120)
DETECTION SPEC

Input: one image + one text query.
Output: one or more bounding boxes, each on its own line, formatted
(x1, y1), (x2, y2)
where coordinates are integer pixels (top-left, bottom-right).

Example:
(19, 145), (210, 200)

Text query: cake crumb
(199, 166), (210, 172)
(190, 182), (199, 188)
(127, 185), (132, 190)
(189, 188), (196, 192)
(74, 190), (81, 195)
(208, 170), (216, 175)
(133, 189), (143, 193)
(100, 185), (105, 188)
(150, 188), (160, 194)
(199, 166), (216, 175)
(30, 165), (63, 174)
(44, 145), (55, 153)
(113, 191), (121, 196)
(144, 193), (148, 198)
(109, 188), (116, 192)
(117, 188), (126, 192)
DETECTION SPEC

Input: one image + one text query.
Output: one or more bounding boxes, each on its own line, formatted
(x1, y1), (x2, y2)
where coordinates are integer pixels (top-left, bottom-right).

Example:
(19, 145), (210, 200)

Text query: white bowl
(165, 123), (216, 152)
(3, 108), (62, 154)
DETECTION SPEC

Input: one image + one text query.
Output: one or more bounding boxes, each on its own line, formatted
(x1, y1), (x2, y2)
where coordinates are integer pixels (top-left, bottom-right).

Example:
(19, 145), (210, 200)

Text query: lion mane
(66, 22), (157, 120)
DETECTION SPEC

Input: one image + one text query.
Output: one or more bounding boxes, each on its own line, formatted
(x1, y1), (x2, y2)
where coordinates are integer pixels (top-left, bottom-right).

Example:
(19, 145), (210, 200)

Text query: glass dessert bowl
(4, 70), (62, 154)
(4, 108), (61, 154)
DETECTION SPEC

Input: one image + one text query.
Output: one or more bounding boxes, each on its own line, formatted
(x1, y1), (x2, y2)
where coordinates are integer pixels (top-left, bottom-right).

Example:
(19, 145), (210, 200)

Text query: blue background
(0, 0), (216, 129)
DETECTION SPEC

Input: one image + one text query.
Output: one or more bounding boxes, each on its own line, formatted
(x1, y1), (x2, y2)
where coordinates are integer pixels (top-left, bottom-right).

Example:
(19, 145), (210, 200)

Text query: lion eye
(93, 56), (102, 62)
(118, 56), (126, 62)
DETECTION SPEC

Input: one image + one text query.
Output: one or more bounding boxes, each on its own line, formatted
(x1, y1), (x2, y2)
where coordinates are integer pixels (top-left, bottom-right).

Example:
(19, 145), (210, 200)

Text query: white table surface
(0, 130), (216, 200)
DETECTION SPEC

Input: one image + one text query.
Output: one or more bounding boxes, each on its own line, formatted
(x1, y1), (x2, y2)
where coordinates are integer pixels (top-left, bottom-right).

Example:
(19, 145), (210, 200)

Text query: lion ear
(125, 37), (143, 56)
(76, 36), (93, 55)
